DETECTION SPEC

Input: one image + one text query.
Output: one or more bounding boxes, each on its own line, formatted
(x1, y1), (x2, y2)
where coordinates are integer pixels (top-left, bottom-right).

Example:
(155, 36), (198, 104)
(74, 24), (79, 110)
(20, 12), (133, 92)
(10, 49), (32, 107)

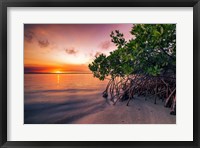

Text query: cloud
(24, 64), (91, 74)
(24, 28), (50, 48)
(95, 52), (102, 57)
(100, 40), (111, 50)
(88, 51), (103, 58)
(24, 31), (34, 42)
(38, 39), (49, 48)
(65, 47), (78, 55)
(24, 66), (48, 73)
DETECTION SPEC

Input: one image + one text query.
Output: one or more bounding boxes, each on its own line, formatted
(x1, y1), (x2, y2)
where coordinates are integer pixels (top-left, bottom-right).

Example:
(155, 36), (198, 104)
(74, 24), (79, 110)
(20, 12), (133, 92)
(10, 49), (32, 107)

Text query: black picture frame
(0, 0), (199, 147)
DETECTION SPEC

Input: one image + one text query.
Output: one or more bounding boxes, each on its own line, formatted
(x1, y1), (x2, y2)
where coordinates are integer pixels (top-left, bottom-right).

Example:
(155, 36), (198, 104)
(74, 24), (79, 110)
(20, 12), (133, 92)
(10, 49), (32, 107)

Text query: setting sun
(55, 70), (61, 74)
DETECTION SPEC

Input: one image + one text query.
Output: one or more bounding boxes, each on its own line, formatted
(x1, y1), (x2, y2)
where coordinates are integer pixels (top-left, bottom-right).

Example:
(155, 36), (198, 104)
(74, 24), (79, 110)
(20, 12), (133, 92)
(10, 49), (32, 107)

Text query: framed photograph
(0, 0), (199, 147)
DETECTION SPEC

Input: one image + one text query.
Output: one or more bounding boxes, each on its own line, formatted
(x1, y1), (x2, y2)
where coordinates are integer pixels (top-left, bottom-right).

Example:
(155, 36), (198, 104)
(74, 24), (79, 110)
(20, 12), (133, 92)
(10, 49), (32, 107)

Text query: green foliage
(89, 24), (176, 80)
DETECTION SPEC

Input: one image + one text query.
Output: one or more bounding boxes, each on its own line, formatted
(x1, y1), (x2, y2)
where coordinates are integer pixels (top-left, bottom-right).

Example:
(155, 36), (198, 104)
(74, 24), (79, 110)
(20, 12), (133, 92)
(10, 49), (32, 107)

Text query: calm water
(24, 74), (108, 124)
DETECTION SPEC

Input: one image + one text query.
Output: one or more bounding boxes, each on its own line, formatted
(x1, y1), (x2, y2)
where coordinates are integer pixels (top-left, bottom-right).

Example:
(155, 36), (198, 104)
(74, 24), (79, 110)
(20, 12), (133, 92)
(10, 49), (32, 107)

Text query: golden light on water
(57, 74), (60, 85)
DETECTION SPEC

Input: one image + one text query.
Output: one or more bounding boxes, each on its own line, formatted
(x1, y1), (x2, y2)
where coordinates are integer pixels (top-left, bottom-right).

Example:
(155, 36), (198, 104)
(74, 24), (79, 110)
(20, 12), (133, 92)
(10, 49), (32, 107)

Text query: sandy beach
(70, 97), (176, 124)
(25, 95), (176, 124)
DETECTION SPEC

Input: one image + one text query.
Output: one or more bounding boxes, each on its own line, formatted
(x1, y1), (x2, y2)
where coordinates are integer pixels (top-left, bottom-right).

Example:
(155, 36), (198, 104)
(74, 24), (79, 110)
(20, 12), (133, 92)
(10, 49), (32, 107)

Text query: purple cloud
(65, 47), (78, 55)
(24, 31), (34, 42)
(100, 40), (112, 50)
(38, 39), (49, 48)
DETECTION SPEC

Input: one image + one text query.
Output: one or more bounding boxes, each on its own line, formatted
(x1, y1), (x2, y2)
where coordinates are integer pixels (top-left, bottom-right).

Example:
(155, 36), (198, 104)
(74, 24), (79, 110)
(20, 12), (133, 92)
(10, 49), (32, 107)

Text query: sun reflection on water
(57, 74), (60, 86)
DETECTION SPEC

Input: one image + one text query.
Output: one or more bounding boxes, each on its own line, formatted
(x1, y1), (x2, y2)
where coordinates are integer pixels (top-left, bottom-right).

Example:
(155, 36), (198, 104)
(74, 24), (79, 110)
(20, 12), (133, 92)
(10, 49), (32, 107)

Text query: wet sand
(25, 94), (176, 124)
(72, 97), (176, 124)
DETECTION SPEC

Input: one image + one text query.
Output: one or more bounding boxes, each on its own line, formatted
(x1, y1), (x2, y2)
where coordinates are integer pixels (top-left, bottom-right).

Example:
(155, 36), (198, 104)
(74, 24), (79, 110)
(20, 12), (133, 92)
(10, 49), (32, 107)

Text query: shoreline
(25, 93), (176, 124)
(71, 96), (176, 124)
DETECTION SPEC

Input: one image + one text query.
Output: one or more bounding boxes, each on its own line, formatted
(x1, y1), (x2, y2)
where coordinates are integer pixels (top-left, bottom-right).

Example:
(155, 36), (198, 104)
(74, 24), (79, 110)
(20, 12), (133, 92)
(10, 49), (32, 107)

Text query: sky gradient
(24, 24), (133, 73)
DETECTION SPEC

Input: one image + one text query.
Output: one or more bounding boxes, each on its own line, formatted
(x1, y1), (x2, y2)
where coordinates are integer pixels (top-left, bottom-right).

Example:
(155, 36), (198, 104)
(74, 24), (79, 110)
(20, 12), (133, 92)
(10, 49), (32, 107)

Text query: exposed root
(102, 75), (176, 114)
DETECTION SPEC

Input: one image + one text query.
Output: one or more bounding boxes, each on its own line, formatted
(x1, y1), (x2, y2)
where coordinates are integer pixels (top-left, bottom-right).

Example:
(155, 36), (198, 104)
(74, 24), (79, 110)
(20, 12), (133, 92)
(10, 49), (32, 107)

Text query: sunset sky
(24, 24), (133, 73)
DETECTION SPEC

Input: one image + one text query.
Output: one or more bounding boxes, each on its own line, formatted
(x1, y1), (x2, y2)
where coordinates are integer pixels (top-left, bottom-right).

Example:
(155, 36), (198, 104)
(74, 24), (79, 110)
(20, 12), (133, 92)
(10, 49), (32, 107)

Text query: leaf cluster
(89, 24), (176, 80)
